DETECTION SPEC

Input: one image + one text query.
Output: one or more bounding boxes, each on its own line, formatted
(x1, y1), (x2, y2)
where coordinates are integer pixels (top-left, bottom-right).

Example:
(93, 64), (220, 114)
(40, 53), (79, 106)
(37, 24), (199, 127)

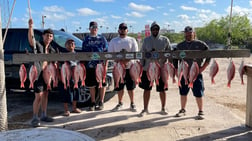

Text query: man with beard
(108, 23), (139, 112)
(138, 21), (171, 117)
(174, 26), (210, 120)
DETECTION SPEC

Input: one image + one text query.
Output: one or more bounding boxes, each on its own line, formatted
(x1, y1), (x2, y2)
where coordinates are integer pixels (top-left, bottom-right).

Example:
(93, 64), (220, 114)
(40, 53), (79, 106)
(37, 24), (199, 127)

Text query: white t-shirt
(108, 36), (139, 68)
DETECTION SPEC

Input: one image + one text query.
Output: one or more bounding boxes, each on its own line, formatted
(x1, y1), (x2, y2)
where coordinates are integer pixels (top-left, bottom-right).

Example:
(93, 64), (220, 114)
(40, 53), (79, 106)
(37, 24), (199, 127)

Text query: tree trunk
(0, 11), (8, 131)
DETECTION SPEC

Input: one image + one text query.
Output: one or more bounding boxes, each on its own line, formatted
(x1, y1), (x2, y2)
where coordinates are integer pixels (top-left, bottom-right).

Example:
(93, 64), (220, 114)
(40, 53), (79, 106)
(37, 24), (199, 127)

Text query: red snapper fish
(29, 65), (38, 89)
(239, 60), (245, 85)
(182, 61), (189, 85)
(161, 62), (169, 89)
(96, 62), (107, 88)
(227, 59), (235, 88)
(79, 63), (86, 87)
(19, 64), (27, 88)
(209, 59), (219, 84)
(72, 63), (86, 88)
(167, 61), (176, 83)
(188, 61), (199, 88)
(177, 60), (184, 87)
(113, 62), (126, 88)
(61, 62), (71, 89)
(129, 61), (143, 85)
(43, 62), (57, 90)
(147, 61), (160, 87)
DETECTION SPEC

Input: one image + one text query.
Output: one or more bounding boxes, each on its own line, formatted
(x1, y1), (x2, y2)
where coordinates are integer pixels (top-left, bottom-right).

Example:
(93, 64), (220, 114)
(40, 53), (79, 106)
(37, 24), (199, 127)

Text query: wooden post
(245, 65), (252, 127)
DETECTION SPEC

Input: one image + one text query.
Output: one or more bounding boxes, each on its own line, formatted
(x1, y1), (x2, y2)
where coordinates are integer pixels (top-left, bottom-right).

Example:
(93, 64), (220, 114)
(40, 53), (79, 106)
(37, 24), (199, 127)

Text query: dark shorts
(85, 68), (106, 88)
(139, 71), (168, 92)
(114, 69), (136, 91)
(58, 80), (80, 103)
(179, 73), (204, 97)
(34, 71), (47, 93)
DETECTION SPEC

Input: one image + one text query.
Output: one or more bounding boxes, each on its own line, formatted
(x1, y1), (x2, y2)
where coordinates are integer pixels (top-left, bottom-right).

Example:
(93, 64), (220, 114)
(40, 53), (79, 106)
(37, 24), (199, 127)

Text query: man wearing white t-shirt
(108, 23), (139, 112)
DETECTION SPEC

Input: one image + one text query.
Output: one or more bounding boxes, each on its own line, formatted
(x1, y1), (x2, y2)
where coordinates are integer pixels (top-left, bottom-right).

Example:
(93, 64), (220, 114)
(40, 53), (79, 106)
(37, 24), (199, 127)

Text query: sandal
(72, 108), (82, 113)
(63, 111), (70, 116)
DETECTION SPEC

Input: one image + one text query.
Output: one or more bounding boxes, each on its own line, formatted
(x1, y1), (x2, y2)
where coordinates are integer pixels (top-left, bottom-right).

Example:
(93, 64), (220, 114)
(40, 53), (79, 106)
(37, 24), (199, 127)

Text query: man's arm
(28, 19), (34, 48)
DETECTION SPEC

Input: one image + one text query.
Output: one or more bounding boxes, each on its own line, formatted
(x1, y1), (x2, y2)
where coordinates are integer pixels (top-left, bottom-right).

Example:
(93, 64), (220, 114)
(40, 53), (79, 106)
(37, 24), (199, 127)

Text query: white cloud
(163, 13), (168, 16)
(178, 14), (189, 21)
(225, 5), (252, 15)
(194, 0), (215, 4)
(77, 8), (99, 16)
(126, 11), (145, 18)
(128, 2), (154, 12)
(180, 6), (197, 11)
(111, 15), (121, 19)
(93, 0), (114, 2)
(43, 5), (64, 12)
(250, 1), (252, 7)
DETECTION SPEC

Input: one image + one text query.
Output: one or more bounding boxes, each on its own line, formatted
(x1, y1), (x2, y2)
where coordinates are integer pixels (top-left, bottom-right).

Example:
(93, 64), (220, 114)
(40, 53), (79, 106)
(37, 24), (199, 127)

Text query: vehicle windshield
(52, 30), (83, 49)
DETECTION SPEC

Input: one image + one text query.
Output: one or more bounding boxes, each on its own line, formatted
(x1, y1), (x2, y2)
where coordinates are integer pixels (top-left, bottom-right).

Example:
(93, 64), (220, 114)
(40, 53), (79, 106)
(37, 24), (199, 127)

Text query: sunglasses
(119, 27), (127, 30)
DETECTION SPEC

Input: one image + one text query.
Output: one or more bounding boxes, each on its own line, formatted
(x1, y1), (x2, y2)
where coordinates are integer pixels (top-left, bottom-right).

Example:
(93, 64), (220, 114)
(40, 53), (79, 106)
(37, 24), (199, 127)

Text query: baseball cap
(89, 21), (98, 28)
(184, 26), (194, 32)
(65, 38), (74, 46)
(150, 21), (160, 30)
(43, 28), (54, 35)
(119, 23), (127, 29)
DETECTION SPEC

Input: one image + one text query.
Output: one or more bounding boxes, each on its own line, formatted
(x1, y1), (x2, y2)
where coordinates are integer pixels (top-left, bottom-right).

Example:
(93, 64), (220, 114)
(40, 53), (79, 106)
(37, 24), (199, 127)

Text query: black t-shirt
(33, 41), (57, 76)
(176, 39), (210, 67)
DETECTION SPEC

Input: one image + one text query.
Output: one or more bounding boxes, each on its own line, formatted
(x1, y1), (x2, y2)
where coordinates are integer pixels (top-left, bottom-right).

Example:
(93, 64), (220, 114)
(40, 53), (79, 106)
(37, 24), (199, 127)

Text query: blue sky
(1, 0), (252, 34)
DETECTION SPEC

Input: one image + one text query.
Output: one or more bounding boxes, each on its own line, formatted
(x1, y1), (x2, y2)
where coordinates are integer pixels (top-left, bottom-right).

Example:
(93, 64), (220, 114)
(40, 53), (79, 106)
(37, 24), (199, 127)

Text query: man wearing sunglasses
(174, 26), (210, 120)
(108, 23), (139, 112)
(82, 21), (108, 111)
(139, 21), (171, 117)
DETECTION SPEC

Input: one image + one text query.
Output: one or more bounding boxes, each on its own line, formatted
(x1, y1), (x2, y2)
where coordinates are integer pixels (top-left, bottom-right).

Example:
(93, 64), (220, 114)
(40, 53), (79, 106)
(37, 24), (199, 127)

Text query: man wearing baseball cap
(82, 21), (108, 111)
(174, 26), (211, 120)
(108, 22), (139, 112)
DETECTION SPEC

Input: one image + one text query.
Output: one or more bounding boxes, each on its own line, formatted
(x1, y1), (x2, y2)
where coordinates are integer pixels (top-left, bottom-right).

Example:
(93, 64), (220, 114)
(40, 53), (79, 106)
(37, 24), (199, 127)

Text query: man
(82, 21), (108, 111)
(174, 26), (210, 120)
(139, 21), (171, 117)
(28, 19), (58, 127)
(60, 39), (82, 116)
(108, 23), (139, 112)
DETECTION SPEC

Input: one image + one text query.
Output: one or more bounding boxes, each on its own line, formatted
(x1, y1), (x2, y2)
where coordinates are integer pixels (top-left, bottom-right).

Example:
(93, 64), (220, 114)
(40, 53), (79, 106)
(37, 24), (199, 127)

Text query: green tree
(196, 14), (252, 48)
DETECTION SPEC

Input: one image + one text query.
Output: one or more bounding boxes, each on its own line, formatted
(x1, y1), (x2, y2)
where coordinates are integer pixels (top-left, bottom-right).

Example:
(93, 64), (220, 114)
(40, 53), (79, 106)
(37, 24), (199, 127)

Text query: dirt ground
(6, 55), (252, 133)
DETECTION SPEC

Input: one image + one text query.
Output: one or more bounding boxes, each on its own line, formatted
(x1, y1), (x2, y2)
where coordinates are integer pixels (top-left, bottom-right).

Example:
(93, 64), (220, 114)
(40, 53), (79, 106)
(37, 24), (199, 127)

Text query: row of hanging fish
(209, 58), (246, 87)
(112, 58), (246, 90)
(19, 62), (90, 90)
(20, 58), (246, 90)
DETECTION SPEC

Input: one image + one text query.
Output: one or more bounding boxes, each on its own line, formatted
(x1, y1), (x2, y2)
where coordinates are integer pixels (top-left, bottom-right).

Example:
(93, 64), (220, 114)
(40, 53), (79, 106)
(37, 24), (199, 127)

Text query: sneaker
(196, 111), (204, 120)
(111, 103), (123, 112)
(31, 118), (40, 127)
(175, 109), (186, 117)
(130, 103), (137, 112)
(139, 109), (149, 117)
(97, 101), (104, 110)
(40, 116), (54, 122)
(160, 108), (168, 115)
(89, 103), (96, 111)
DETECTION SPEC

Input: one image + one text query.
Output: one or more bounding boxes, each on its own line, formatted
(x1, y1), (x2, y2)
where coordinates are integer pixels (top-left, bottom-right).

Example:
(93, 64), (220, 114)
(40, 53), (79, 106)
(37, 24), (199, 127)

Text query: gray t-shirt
(141, 34), (171, 71)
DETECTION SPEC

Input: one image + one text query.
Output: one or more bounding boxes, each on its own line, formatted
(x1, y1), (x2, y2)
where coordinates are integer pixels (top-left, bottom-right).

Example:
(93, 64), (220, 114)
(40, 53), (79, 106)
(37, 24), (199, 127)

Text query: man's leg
(143, 90), (151, 110)
(159, 91), (166, 109)
(180, 95), (187, 110)
(89, 87), (96, 111)
(31, 92), (42, 127)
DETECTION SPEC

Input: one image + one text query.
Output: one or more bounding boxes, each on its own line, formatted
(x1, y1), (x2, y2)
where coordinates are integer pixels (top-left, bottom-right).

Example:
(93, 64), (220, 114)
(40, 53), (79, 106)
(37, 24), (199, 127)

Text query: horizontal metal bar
(11, 49), (250, 64)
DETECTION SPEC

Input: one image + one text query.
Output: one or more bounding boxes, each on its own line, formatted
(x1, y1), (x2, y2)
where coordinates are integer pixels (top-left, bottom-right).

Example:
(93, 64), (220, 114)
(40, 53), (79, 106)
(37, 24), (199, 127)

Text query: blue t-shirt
(82, 34), (108, 68)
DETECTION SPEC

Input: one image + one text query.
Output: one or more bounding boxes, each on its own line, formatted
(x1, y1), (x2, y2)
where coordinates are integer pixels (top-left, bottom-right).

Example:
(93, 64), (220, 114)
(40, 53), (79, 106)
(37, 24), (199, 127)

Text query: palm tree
(0, 12), (8, 131)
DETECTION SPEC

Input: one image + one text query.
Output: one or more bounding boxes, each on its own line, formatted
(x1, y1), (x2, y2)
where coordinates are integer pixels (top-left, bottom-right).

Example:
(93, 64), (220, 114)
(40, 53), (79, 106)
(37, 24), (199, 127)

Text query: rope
(2, 0), (16, 45)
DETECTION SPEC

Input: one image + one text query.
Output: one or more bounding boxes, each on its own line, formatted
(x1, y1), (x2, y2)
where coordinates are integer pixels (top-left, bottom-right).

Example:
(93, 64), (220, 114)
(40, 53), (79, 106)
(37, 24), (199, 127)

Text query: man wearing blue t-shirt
(82, 21), (108, 111)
